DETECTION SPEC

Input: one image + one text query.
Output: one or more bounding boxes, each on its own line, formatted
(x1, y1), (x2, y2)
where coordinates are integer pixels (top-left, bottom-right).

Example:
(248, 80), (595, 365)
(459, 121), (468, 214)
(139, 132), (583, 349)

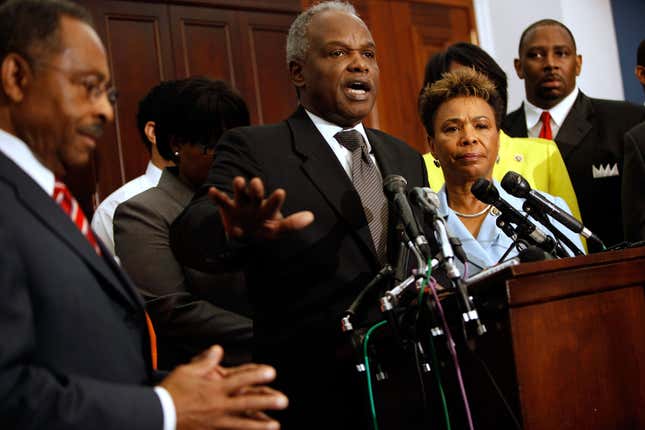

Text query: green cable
(363, 320), (388, 430)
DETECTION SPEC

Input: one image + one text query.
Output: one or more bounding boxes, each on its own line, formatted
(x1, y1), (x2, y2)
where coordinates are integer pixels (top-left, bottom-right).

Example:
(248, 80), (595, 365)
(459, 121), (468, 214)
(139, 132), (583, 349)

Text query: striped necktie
(334, 129), (388, 263)
(53, 180), (101, 255)
(52, 180), (158, 369)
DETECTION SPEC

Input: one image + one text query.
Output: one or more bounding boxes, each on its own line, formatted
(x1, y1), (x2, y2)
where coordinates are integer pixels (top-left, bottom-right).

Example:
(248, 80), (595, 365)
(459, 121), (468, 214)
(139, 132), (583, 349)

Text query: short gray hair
(286, 1), (359, 66)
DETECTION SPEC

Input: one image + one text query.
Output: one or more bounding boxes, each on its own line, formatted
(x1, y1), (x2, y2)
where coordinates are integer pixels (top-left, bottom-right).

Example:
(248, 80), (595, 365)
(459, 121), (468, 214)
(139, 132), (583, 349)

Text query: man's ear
(635, 65), (645, 86)
(575, 54), (582, 77)
(513, 58), (524, 79)
(289, 60), (305, 89)
(1, 53), (31, 103)
(144, 121), (156, 145)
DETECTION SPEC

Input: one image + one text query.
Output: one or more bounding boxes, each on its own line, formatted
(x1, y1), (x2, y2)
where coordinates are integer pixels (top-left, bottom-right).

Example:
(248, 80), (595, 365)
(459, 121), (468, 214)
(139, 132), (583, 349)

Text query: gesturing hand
(160, 346), (288, 430)
(208, 176), (314, 240)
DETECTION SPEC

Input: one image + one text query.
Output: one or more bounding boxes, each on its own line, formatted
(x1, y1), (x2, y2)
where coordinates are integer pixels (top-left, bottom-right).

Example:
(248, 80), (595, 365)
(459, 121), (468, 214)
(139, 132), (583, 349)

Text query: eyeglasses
(30, 60), (118, 105)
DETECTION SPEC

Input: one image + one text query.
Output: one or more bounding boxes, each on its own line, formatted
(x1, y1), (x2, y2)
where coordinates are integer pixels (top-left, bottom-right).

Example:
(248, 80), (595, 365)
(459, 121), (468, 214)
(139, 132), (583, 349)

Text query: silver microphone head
(421, 187), (440, 210)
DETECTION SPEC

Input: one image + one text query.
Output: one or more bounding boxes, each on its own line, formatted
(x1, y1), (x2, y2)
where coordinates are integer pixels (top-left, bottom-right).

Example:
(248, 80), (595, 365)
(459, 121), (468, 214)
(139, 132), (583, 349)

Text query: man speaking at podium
(171, 1), (429, 427)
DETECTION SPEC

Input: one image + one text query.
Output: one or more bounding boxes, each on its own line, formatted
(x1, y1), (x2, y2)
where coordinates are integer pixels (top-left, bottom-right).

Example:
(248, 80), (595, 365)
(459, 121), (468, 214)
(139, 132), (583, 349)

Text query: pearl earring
(433, 159), (441, 168)
(174, 151), (179, 156)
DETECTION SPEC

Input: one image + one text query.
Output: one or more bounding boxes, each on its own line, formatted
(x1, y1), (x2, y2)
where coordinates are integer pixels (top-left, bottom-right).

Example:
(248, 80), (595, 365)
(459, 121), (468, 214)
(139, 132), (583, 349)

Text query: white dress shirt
(304, 109), (379, 177)
(0, 128), (176, 430)
(91, 161), (162, 255)
(523, 86), (580, 139)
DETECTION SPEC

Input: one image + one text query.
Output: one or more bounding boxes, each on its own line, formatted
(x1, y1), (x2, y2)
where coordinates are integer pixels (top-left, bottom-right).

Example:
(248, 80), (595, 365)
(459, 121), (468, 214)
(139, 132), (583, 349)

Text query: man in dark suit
(622, 122), (645, 242)
(503, 19), (645, 251)
(171, 1), (429, 428)
(622, 41), (645, 242)
(0, 1), (287, 429)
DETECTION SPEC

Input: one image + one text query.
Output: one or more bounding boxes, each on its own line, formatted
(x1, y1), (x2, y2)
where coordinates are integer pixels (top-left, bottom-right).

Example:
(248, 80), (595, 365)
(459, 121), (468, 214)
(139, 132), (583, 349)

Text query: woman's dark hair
(136, 80), (182, 153)
(155, 77), (251, 162)
(418, 68), (504, 137)
(421, 42), (508, 114)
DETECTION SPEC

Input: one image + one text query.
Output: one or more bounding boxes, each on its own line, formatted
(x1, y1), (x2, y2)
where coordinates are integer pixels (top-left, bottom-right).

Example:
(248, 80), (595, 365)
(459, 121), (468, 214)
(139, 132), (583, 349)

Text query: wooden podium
(467, 246), (645, 430)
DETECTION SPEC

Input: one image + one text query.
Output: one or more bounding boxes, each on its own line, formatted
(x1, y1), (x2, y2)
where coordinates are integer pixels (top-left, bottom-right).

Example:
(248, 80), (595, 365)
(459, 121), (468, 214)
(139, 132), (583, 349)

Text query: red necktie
(52, 180), (158, 369)
(539, 111), (553, 140)
(53, 180), (102, 255)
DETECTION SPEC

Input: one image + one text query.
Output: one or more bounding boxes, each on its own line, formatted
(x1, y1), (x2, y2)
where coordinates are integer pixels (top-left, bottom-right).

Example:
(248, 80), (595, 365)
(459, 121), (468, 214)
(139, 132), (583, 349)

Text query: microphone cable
(362, 319), (388, 430)
(425, 275), (475, 430)
(418, 260), (452, 430)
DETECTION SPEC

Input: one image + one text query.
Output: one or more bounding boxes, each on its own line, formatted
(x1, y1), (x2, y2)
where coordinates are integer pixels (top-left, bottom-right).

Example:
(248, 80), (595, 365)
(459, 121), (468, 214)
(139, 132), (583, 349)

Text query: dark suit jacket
(0, 152), (162, 429)
(171, 107), (429, 428)
(114, 167), (252, 369)
(622, 121), (645, 242)
(503, 92), (645, 251)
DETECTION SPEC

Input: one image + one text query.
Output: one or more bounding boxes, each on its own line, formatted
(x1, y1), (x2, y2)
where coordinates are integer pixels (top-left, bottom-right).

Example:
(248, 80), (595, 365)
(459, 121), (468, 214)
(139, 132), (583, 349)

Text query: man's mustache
(78, 123), (105, 139)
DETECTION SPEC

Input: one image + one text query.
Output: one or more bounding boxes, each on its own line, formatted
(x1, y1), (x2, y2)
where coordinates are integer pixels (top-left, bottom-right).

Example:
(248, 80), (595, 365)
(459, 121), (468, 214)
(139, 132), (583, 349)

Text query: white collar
(304, 109), (371, 152)
(144, 161), (163, 184)
(524, 86), (580, 131)
(0, 128), (55, 196)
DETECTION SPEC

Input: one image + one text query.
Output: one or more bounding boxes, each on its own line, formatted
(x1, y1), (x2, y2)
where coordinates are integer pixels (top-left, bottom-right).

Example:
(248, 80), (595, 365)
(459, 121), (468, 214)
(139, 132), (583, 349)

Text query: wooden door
(80, 0), (299, 213)
(82, 0), (175, 213)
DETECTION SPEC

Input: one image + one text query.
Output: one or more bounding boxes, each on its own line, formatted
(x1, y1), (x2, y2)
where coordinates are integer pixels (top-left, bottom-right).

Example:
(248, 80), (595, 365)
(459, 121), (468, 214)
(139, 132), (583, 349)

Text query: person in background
(91, 80), (176, 255)
(422, 42), (581, 223)
(504, 19), (645, 252)
(634, 39), (645, 95)
(114, 77), (253, 369)
(621, 39), (645, 242)
(418, 68), (584, 273)
(0, 1), (287, 428)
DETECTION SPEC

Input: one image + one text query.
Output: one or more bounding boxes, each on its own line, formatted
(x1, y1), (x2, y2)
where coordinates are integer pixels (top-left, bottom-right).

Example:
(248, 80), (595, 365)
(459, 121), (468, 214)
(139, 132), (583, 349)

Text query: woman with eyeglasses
(114, 77), (253, 369)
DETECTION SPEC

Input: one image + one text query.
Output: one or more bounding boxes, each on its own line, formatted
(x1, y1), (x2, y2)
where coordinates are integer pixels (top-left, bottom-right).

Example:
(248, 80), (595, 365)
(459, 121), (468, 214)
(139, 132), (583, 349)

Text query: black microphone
(383, 175), (431, 259)
(410, 187), (468, 264)
(518, 245), (555, 262)
(500, 171), (603, 246)
(471, 178), (556, 252)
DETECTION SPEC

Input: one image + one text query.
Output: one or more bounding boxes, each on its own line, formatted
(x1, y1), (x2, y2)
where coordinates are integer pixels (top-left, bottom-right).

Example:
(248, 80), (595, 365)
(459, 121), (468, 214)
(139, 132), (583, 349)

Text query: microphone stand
(522, 201), (583, 257)
(341, 264), (394, 373)
(495, 211), (559, 257)
(432, 213), (487, 338)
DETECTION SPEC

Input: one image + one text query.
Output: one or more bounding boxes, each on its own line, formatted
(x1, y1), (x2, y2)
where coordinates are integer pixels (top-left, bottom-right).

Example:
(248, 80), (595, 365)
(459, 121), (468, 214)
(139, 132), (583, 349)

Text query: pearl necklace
(451, 204), (491, 218)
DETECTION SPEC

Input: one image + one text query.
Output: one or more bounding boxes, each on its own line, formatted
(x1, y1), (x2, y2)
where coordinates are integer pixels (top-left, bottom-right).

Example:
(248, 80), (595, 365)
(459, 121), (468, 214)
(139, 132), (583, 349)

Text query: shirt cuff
(153, 386), (177, 430)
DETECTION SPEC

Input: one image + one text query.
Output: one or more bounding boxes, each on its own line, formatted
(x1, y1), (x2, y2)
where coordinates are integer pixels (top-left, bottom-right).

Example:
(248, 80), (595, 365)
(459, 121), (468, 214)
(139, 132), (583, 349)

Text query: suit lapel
(288, 107), (379, 261)
(1, 154), (142, 310)
(502, 105), (529, 137)
(554, 92), (593, 160)
(157, 168), (194, 208)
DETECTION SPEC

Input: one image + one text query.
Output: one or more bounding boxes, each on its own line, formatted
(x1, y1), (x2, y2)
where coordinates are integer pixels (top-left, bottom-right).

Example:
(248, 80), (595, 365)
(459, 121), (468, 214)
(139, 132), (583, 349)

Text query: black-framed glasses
(31, 60), (118, 105)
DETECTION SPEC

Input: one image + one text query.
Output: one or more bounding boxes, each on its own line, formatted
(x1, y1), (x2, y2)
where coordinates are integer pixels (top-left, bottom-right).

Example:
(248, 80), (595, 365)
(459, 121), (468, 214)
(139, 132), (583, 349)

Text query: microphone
(471, 178), (557, 252)
(410, 186), (468, 264)
(383, 175), (431, 260)
(409, 187), (440, 217)
(500, 171), (603, 246)
(409, 186), (486, 335)
(518, 245), (555, 262)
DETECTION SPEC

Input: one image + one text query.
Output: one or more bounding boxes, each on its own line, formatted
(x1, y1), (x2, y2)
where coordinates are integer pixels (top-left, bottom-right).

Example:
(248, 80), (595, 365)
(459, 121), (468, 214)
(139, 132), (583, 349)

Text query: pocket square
(592, 163), (619, 178)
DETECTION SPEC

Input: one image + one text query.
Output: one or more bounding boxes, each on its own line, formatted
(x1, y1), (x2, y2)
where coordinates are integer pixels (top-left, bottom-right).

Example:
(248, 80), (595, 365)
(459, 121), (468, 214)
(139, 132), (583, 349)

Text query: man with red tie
(0, 1), (287, 429)
(503, 19), (645, 252)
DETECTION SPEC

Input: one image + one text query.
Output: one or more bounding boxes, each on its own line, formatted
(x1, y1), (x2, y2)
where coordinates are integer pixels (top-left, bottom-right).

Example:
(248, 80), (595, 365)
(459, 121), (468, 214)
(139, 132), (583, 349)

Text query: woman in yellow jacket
(420, 43), (581, 223)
